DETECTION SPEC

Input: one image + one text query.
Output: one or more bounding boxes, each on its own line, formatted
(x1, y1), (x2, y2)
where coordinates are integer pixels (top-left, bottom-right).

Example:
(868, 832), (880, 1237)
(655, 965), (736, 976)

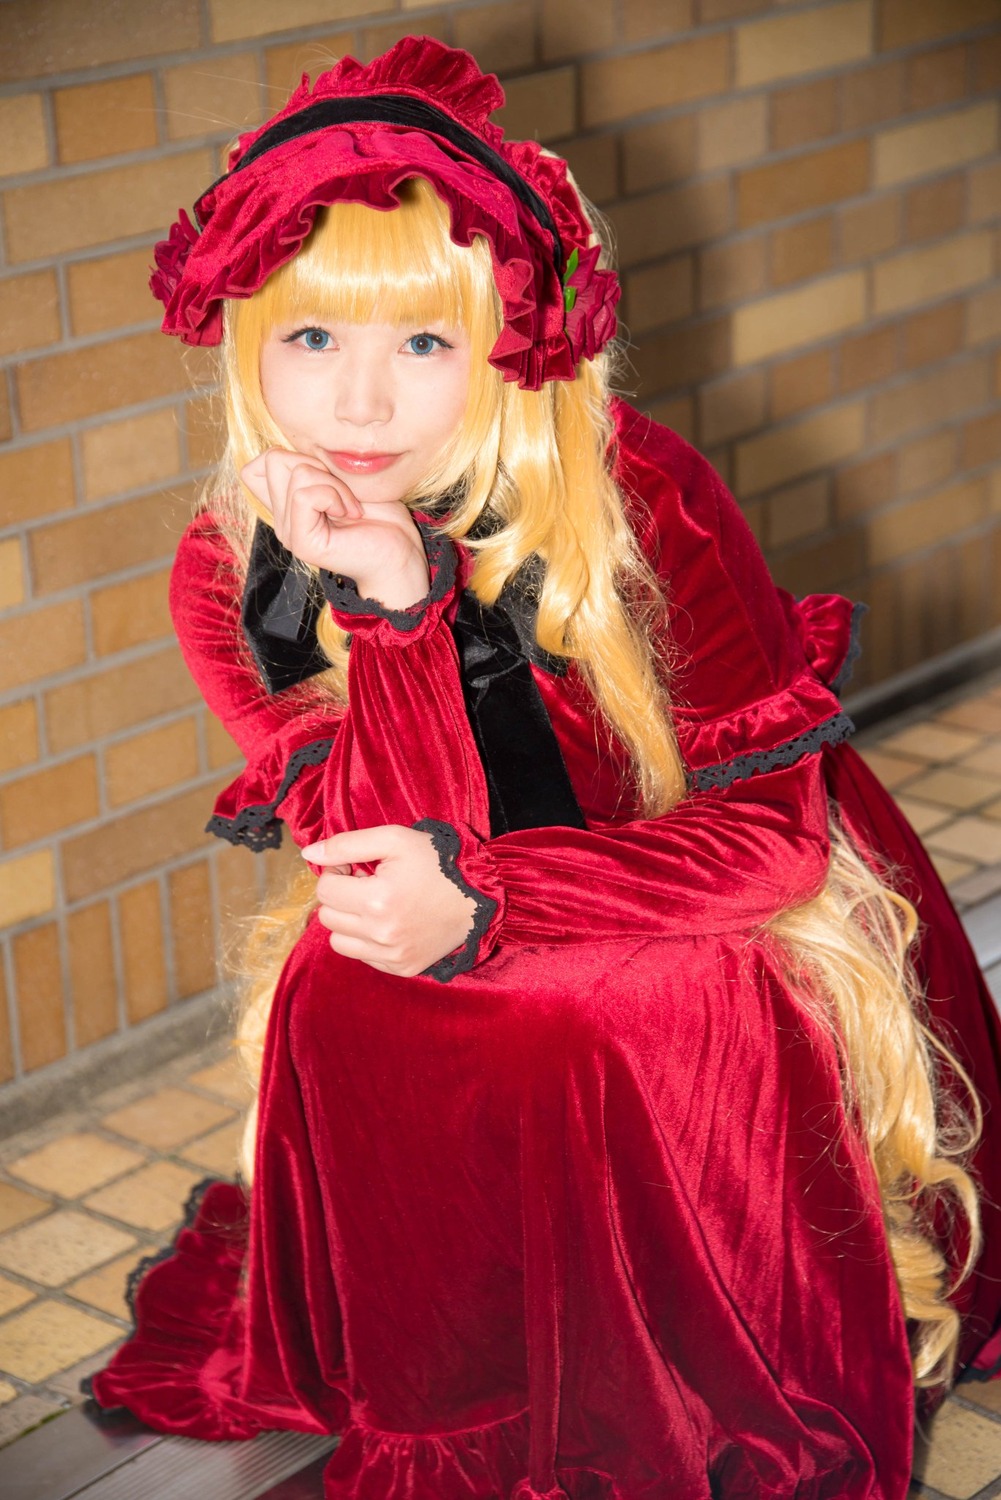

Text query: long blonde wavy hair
(213, 178), (980, 1388)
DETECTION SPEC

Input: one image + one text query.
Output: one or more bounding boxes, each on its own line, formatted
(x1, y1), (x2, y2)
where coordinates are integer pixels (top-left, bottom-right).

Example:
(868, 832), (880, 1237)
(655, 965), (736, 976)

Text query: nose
(333, 350), (393, 429)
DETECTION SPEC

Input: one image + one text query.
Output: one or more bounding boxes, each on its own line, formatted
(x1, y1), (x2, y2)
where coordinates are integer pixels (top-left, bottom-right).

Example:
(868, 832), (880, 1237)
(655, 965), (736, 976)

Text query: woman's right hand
(240, 448), (431, 611)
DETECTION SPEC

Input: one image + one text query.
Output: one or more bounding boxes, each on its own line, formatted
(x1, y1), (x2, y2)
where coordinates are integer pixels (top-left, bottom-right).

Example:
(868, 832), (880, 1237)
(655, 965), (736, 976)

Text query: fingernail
(301, 844), (321, 860)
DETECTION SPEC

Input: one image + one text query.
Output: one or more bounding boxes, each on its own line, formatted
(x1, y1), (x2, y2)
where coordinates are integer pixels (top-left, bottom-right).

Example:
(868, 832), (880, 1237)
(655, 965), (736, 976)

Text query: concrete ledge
(845, 624), (1001, 732)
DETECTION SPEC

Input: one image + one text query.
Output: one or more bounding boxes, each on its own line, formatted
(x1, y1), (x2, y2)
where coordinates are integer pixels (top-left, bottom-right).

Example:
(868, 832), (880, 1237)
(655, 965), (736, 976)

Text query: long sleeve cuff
(319, 526), (462, 647)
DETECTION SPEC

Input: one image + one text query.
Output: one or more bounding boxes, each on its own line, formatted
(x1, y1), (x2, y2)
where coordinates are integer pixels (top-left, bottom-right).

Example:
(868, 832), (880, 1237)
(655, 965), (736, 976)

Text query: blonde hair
(214, 175), (980, 1387)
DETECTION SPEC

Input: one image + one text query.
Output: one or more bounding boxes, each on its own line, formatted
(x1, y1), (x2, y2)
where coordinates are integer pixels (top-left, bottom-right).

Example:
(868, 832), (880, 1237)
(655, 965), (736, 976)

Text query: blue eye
(407, 333), (445, 356)
(294, 327), (330, 351)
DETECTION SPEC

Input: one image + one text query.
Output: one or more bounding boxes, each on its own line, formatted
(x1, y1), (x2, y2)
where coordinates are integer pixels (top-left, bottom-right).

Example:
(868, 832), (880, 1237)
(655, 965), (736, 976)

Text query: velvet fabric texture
(92, 403), (1001, 1499)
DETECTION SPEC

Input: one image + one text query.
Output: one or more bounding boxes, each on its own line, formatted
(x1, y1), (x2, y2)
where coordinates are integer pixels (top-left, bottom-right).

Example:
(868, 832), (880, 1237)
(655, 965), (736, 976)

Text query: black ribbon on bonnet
(241, 521), (586, 836)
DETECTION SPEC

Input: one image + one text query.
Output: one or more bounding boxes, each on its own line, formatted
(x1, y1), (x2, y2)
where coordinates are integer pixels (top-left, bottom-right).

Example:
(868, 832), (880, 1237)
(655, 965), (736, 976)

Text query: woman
(92, 37), (1001, 1499)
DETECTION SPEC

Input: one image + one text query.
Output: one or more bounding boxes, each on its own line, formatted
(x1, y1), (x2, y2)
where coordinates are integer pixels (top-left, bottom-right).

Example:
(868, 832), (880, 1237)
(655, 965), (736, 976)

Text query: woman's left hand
(303, 825), (476, 977)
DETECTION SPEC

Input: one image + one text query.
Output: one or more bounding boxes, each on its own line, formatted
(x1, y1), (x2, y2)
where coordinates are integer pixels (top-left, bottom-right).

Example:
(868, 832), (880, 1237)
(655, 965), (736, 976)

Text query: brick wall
(1, 0), (1000, 1088)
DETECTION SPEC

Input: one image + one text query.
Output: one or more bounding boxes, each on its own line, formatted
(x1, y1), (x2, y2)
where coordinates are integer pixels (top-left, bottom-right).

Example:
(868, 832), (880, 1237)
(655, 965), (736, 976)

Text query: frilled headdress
(150, 36), (620, 389)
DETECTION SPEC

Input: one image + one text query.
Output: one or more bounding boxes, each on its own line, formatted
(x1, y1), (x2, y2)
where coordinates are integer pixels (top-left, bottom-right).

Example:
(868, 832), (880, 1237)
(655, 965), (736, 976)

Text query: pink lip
(325, 450), (401, 475)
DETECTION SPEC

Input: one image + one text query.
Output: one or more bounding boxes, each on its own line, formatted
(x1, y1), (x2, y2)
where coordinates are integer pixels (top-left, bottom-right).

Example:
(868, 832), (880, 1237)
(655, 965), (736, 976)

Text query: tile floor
(0, 672), (999, 1496)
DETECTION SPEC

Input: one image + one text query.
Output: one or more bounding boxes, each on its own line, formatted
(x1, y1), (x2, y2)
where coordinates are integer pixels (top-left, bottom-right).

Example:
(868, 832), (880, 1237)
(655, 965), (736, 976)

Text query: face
(259, 317), (472, 504)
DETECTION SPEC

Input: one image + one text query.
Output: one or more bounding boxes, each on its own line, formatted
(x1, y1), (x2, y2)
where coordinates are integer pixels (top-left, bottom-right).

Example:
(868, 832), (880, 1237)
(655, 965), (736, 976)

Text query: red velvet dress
(92, 403), (1001, 1500)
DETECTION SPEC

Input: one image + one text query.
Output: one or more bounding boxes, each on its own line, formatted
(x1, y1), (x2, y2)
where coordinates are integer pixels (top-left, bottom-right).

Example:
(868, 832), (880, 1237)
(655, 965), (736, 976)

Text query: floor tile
(6, 1133), (145, 1200)
(911, 1398), (1001, 1497)
(937, 698), (1001, 735)
(0, 1392), (68, 1449)
(46, 1347), (121, 1404)
(180, 1118), (243, 1177)
(100, 1087), (235, 1151)
(0, 1210), (136, 1288)
(858, 748), (927, 790)
(894, 797), (952, 836)
(958, 1380), (1001, 1416)
(902, 767), (1001, 811)
(983, 797), (1001, 821)
(957, 742), (1001, 778)
(0, 1182), (51, 1234)
(930, 852), (976, 886)
(187, 1054), (254, 1107)
(0, 1380), (16, 1405)
(67, 1247), (146, 1321)
(0, 1301), (119, 1384)
(927, 817), (1001, 866)
(0, 1274), (34, 1318)
(949, 862), (1001, 908)
(84, 1160), (204, 1232)
(879, 723), (983, 763)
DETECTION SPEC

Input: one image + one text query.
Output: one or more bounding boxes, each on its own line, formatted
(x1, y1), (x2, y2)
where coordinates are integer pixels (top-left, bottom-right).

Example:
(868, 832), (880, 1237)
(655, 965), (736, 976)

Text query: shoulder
(169, 508), (243, 646)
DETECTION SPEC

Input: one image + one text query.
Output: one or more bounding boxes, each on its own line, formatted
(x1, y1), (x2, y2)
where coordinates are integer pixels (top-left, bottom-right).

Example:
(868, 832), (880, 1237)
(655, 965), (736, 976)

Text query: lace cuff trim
(206, 736), (336, 852)
(830, 600), (867, 697)
(689, 711), (855, 792)
(413, 818), (497, 982)
(320, 526), (456, 632)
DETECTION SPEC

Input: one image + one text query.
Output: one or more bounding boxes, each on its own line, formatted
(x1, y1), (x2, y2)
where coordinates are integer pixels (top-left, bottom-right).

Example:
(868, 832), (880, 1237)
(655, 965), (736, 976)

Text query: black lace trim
(413, 818), (497, 983)
(320, 526), (456, 632)
(80, 1176), (223, 1398)
(206, 736), (336, 852)
(830, 601), (867, 697)
(688, 711), (855, 792)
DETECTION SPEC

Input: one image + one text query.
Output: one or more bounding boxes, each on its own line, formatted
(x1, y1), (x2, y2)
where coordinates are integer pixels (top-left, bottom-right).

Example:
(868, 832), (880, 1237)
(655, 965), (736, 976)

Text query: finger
(315, 870), (376, 915)
(303, 826), (409, 866)
(263, 449), (295, 538)
(316, 905), (371, 939)
(239, 456), (271, 509)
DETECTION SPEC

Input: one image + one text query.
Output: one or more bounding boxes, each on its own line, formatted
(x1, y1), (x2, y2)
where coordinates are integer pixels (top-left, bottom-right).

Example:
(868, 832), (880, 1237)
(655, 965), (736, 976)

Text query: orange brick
(170, 861), (217, 998)
(0, 440), (75, 527)
(644, 395), (696, 443)
(0, 380), (11, 444)
(210, 0), (382, 43)
(91, 567), (174, 658)
(0, 701), (39, 777)
(0, 1), (200, 83)
(869, 477), (988, 565)
(874, 104), (999, 189)
(0, 756), (99, 850)
(0, 95), (49, 175)
(556, 135), (618, 207)
(699, 237), (768, 311)
(873, 231), (994, 317)
(30, 491), (187, 595)
(698, 97), (768, 172)
(0, 272), (61, 360)
(622, 0), (694, 41)
(631, 316), (731, 397)
(701, 0), (769, 17)
(770, 78), (839, 153)
(12, 924), (66, 1072)
(16, 334), (194, 434)
(0, 961), (12, 1085)
(733, 272), (865, 366)
(205, 714), (242, 771)
(453, 3), (534, 75)
(615, 180), (731, 268)
(183, 393), (226, 471)
(163, 53), (264, 142)
(542, 0), (615, 58)
(901, 301), (965, 369)
(67, 902), (119, 1049)
(0, 850), (56, 927)
(963, 411), (1001, 469)
(973, 33), (1001, 93)
(834, 452), (896, 520)
(3, 148), (213, 264)
(737, 141), (870, 229)
(878, 0), (1001, 51)
(734, 402), (866, 497)
(770, 527), (864, 596)
(736, 1), (872, 88)
(840, 325), (897, 393)
(769, 216), (835, 287)
(54, 75), (157, 165)
(62, 780), (225, 902)
(118, 880), (168, 1023)
(0, 540), (25, 611)
(45, 646), (200, 754)
(906, 44), (969, 112)
(215, 839), (261, 954)
(582, 34), (730, 128)
(767, 475), (830, 548)
(969, 160), (1001, 225)
(358, 15), (452, 66)
(263, 34), (358, 95)
(840, 195), (901, 265)
(497, 68), (576, 144)
(698, 369), (767, 447)
(624, 256), (695, 335)
(622, 116), (697, 195)
(770, 350), (834, 422)
(897, 430), (956, 495)
(904, 174), (966, 244)
(841, 59), (905, 132)
(0, 601), (86, 695)
(869, 356), (989, 445)
(966, 285), (1001, 347)
(66, 248), (161, 339)
(105, 718), (201, 809)
(81, 412), (182, 504)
